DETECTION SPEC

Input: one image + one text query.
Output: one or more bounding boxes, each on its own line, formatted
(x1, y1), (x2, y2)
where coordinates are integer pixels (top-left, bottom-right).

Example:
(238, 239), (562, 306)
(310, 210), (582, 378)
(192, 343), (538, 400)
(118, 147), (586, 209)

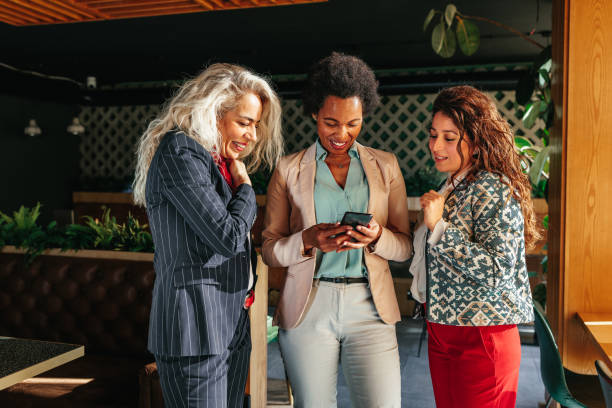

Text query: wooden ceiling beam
(0, 0), (327, 26)
(2, 1), (56, 23)
(49, 0), (107, 19)
(105, 7), (206, 19)
(0, 5), (41, 23)
(193, 0), (214, 11)
(85, 0), (186, 6)
(0, 10), (24, 25)
(8, 0), (69, 22)
(208, 0), (225, 8)
(29, 0), (84, 20)
(106, 4), (203, 16)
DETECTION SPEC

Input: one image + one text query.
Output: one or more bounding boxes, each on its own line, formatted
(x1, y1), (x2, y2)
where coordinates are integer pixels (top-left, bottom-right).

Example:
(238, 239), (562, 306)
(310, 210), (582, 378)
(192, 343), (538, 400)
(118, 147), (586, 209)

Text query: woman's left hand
(337, 218), (382, 252)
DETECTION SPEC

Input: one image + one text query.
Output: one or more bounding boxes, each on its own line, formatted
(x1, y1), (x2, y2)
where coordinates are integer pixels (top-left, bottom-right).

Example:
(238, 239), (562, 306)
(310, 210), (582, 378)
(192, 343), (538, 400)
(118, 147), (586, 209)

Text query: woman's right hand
(302, 223), (353, 253)
(420, 190), (444, 231)
(228, 159), (251, 186)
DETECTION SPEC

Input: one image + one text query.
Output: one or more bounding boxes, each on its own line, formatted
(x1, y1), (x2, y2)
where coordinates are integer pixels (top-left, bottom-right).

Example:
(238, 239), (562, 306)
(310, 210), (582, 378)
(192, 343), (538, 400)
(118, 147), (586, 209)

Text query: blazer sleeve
(430, 181), (522, 288)
(261, 164), (313, 268)
(367, 154), (413, 262)
(157, 145), (256, 258)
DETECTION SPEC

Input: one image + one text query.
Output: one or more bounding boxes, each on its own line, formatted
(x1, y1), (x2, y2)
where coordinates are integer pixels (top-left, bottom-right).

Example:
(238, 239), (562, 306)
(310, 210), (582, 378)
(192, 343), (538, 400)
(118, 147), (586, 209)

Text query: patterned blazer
(145, 131), (257, 356)
(426, 170), (534, 326)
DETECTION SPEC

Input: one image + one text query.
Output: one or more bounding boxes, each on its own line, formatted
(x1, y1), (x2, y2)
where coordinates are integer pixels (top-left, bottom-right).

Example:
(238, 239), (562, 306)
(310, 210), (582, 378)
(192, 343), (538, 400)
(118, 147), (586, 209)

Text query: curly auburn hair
(302, 52), (380, 116)
(433, 85), (541, 249)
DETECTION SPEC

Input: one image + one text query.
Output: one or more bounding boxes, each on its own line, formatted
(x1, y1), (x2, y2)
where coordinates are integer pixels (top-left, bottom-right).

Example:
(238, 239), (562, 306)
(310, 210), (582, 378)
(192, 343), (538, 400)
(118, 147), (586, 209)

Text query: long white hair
(133, 63), (284, 206)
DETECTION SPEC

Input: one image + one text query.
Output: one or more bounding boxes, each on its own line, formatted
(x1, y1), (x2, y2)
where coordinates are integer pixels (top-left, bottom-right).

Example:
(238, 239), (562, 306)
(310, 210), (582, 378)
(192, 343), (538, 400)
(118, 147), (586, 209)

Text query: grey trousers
(279, 280), (401, 408)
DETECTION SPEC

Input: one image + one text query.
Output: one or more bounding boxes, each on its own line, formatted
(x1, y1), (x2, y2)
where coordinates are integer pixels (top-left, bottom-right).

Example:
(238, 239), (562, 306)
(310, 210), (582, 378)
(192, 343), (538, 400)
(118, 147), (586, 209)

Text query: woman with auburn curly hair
(412, 85), (540, 408)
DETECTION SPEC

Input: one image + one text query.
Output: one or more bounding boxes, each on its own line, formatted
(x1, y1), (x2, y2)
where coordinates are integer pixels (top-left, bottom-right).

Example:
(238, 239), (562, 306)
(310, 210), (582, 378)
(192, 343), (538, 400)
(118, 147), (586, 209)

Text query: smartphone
(340, 211), (373, 230)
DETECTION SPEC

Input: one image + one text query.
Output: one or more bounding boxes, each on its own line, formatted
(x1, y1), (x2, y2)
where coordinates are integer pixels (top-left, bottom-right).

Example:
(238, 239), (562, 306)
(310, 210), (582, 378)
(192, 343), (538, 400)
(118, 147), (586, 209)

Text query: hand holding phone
(340, 212), (373, 230)
(339, 212), (373, 243)
(337, 212), (382, 252)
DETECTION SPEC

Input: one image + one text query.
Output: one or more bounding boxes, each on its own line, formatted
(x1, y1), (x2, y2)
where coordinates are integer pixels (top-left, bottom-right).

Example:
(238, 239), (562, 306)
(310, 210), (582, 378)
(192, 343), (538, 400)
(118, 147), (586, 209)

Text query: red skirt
(427, 320), (521, 408)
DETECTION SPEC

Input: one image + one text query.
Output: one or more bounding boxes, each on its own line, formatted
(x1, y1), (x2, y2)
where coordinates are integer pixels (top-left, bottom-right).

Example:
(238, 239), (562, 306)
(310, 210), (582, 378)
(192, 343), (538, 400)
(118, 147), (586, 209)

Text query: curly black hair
(302, 52), (380, 116)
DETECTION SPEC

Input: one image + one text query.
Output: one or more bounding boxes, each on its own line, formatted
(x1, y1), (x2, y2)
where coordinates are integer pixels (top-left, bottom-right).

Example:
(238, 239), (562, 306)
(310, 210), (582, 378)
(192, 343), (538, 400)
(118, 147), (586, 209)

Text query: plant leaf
(438, 27), (457, 58)
(424, 9), (436, 31)
(523, 100), (542, 128)
(514, 136), (533, 149)
(539, 58), (552, 74)
(529, 146), (551, 186)
(538, 66), (551, 88)
(432, 22), (446, 54)
(444, 4), (457, 27)
(456, 19), (479, 56)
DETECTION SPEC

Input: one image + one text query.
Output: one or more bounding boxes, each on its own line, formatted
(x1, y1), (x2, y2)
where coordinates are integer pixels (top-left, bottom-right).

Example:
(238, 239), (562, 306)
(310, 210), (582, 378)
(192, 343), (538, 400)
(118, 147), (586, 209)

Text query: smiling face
(218, 92), (263, 160)
(314, 95), (363, 158)
(429, 111), (473, 174)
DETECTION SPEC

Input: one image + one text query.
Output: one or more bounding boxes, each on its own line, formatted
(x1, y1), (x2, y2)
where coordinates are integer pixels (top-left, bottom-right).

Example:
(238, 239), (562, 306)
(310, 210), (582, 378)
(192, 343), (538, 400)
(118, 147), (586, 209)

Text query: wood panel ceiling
(0, 0), (327, 26)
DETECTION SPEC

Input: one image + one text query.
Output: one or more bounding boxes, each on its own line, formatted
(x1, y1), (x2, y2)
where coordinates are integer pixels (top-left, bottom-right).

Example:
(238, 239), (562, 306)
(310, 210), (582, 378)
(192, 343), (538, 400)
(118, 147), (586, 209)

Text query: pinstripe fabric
(155, 310), (251, 408)
(145, 131), (256, 406)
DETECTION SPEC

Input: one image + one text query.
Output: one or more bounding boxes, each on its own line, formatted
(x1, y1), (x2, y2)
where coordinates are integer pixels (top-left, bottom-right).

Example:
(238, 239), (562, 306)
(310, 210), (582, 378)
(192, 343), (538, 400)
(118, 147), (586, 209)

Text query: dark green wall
(0, 94), (80, 224)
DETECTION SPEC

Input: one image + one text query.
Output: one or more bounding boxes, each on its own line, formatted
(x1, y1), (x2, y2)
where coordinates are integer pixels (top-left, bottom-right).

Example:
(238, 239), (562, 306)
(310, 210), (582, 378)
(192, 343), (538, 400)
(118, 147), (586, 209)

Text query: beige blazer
(262, 142), (412, 329)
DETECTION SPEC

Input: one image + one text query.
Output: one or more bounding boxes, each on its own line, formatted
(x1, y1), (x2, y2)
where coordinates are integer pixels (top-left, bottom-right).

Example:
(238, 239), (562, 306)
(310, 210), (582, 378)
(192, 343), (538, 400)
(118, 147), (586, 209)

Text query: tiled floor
(267, 318), (545, 407)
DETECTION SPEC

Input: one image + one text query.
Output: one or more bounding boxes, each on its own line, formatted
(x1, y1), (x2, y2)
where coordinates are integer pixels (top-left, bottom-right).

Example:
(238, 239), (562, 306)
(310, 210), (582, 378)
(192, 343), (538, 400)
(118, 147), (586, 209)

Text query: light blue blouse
(313, 140), (369, 278)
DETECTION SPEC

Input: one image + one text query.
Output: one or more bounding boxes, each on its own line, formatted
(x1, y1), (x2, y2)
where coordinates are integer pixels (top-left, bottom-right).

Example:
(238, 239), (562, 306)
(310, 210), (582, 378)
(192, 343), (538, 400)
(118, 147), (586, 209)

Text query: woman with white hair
(133, 63), (283, 408)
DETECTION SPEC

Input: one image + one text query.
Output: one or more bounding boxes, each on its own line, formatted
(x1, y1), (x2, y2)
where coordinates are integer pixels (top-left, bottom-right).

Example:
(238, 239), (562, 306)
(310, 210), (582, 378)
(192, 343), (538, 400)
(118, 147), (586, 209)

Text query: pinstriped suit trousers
(154, 309), (251, 408)
(279, 280), (401, 408)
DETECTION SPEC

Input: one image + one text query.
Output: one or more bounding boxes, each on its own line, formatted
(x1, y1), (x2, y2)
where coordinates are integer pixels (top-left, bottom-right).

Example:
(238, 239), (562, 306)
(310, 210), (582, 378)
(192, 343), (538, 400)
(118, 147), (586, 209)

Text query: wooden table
(576, 312), (612, 367)
(0, 337), (84, 390)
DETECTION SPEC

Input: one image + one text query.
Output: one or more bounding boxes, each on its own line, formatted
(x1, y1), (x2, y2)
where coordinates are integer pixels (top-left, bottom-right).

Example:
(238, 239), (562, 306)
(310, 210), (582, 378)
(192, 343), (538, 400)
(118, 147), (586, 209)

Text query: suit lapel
(298, 144), (317, 227)
(357, 143), (383, 214)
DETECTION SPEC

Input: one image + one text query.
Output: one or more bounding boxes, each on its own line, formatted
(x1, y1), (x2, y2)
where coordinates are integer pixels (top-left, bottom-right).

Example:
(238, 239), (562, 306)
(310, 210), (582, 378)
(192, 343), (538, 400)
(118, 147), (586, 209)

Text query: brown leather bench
(0, 249), (155, 407)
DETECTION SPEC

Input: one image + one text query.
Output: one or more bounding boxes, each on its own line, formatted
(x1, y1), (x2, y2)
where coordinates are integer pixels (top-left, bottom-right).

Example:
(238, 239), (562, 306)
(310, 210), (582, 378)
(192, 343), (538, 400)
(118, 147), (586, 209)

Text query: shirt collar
(443, 166), (472, 190)
(315, 139), (360, 161)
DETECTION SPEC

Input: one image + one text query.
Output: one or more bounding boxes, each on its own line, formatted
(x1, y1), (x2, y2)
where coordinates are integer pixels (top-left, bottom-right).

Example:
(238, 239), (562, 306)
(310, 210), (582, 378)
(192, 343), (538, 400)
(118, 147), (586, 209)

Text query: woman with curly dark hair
(262, 52), (411, 407)
(412, 85), (540, 407)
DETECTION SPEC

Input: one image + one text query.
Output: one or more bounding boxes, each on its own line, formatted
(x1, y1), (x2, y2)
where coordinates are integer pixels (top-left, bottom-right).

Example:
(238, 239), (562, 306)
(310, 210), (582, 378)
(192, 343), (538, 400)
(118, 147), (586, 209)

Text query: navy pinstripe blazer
(145, 131), (257, 356)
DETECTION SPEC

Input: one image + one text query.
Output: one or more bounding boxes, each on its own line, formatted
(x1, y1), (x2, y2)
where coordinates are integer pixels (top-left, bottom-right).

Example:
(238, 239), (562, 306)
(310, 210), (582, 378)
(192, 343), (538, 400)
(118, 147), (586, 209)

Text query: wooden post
(549, 0), (612, 374)
(248, 255), (268, 407)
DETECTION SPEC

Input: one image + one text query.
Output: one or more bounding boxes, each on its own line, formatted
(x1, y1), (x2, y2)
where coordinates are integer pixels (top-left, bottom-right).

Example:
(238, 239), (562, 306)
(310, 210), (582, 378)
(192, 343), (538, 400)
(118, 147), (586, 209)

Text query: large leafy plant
(82, 207), (153, 252)
(424, 4), (546, 58)
(515, 136), (550, 199)
(0, 204), (153, 264)
(0, 203), (57, 264)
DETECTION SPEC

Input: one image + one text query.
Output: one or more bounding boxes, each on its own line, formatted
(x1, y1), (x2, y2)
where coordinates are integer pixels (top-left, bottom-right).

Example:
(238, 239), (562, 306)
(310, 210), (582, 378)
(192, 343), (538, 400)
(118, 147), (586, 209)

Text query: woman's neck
(325, 153), (351, 168)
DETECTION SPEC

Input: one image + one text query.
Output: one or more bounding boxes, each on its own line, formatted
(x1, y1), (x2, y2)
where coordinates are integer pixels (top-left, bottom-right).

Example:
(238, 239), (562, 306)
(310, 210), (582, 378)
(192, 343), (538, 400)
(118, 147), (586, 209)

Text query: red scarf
(212, 153), (235, 190)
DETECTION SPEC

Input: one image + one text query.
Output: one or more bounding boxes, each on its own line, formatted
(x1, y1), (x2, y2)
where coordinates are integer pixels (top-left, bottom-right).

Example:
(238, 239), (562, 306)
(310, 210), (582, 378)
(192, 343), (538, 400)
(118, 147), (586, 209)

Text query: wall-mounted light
(24, 119), (41, 137)
(67, 117), (85, 135)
